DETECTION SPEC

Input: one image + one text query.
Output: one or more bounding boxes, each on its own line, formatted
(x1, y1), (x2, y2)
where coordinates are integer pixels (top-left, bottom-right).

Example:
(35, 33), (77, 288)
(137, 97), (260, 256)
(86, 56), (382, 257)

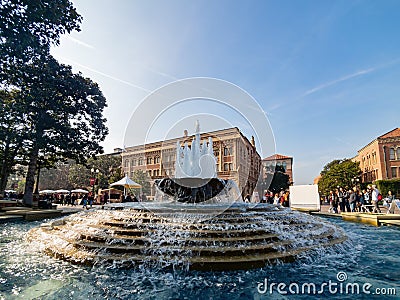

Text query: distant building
(122, 127), (262, 198)
(353, 128), (400, 182)
(261, 154), (294, 185)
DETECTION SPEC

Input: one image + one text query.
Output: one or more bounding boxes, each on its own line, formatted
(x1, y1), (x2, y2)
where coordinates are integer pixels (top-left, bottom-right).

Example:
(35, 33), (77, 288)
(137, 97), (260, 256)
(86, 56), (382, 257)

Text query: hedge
(375, 179), (400, 198)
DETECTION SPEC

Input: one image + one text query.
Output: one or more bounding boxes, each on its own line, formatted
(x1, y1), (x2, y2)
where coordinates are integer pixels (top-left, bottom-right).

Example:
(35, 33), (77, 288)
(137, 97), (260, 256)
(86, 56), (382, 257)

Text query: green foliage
(260, 170), (290, 194)
(269, 171), (290, 193)
(131, 170), (151, 195)
(0, 0), (97, 205)
(375, 179), (400, 198)
(0, 0), (82, 65)
(0, 89), (30, 193)
(37, 155), (122, 191)
(318, 159), (361, 195)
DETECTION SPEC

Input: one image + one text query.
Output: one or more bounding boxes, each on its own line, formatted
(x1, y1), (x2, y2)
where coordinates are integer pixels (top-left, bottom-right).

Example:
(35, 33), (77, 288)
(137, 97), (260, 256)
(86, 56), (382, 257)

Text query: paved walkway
(319, 202), (400, 214)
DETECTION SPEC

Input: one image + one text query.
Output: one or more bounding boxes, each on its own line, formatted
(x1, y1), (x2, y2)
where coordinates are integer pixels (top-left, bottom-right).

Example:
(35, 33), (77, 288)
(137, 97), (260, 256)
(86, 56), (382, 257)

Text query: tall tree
(0, 89), (29, 195)
(259, 164), (290, 194)
(0, 0), (88, 204)
(318, 159), (361, 196)
(15, 55), (108, 205)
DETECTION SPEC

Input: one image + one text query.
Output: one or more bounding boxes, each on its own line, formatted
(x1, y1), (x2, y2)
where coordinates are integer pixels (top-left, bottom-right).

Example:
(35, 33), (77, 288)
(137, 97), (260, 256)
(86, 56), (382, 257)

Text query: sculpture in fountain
(155, 120), (237, 203)
(28, 122), (347, 271)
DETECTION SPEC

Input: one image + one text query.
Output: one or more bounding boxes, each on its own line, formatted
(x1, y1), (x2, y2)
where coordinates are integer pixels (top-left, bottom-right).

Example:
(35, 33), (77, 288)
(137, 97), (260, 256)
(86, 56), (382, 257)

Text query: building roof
(378, 128), (400, 139)
(263, 154), (292, 161)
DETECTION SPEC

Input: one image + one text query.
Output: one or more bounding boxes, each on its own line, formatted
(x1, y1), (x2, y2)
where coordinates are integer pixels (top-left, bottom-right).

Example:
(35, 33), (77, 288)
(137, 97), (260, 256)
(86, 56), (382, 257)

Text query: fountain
(28, 122), (347, 271)
(155, 120), (240, 203)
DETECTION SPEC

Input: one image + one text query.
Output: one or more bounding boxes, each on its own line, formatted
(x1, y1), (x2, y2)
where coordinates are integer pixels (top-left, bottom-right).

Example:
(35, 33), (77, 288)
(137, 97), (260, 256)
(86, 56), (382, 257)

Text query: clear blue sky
(51, 0), (400, 184)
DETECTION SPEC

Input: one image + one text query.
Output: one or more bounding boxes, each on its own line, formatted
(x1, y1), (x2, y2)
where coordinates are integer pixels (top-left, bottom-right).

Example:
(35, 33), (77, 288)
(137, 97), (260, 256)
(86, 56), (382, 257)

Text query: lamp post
(91, 168), (99, 195)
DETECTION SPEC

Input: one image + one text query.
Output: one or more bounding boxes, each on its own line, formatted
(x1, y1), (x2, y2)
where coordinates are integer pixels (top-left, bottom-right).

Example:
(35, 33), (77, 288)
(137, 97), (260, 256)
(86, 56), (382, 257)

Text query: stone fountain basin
(28, 203), (347, 271)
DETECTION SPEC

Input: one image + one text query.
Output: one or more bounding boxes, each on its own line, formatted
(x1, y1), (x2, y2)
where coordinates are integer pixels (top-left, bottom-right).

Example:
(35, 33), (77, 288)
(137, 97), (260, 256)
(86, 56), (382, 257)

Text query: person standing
(273, 193), (280, 205)
(125, 193), (132, 202)
(328, 190), (338, 213)
(82, 194), (88, 210)
(104, 191), (109, 204)
(349, 188), (357, 212)
(371, 184), (381, 213)
(337, 188), (345, 213)
(386, 191), (395, 214)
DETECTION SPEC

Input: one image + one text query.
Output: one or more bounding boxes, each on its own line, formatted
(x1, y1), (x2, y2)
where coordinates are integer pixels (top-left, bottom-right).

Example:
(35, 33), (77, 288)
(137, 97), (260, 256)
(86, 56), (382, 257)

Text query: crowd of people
(248, 190), (290, 207)
(326, 184), (397, 214)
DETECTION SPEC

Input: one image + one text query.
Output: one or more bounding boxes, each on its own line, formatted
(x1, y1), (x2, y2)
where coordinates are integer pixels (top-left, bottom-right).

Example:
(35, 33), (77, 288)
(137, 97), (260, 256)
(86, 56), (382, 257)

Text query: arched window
(397, 148), (400, 160)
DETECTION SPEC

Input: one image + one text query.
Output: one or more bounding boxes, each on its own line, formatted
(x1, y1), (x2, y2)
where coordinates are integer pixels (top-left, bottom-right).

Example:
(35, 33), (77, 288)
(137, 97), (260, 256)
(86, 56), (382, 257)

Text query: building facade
(261, 154), (294, 185)
(353, 128), (400, 183)
(122, 127), (262, 198)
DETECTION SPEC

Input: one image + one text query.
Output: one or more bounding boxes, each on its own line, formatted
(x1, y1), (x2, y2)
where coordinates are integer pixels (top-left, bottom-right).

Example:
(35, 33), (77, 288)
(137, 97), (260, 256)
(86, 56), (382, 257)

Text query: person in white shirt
(371, 184), (381, 213)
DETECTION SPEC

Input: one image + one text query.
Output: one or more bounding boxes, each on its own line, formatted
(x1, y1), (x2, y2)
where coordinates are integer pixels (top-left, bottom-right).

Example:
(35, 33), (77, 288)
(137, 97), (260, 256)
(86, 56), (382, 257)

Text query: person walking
(371, 184), (381, 213)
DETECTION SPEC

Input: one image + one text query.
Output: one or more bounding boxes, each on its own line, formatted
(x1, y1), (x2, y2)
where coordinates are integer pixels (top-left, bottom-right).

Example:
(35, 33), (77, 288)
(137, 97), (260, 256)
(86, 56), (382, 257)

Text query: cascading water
(27, 121), (347, 271)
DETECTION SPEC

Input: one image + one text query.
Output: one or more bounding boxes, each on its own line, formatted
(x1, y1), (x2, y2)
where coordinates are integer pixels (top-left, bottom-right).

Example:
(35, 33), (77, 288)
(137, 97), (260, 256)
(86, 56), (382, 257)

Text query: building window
(124, 159), (129, 168)
(224, 163), (229, 171)
(229, 163), (233, 171)
(397, 148), (400, 161)
(390, 148), (395, 160)
(392, 167), (397, 178)
(223, 146), (233, 156)
(155, 157), (160, 164)
(372, 152), (377, 164)
(147, 157), (153, 164)
(132, 159), (136, 166)
(148, 170), (152, 177)
(138, 157), (143, 165)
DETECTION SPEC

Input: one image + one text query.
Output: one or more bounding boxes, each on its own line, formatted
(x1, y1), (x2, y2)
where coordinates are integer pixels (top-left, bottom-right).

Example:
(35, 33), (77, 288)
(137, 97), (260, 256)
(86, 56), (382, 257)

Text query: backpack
(377, 193), (383, 201)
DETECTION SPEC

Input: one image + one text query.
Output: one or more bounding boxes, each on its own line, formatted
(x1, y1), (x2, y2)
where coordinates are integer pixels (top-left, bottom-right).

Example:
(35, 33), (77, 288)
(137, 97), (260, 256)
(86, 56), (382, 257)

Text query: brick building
(353, 128), (400, 183)
(122, 127), (262, 198)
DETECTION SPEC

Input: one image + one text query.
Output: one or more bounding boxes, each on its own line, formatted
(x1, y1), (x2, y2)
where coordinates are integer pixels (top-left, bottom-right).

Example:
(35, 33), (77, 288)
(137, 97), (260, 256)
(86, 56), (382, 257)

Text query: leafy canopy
(318, 159), (361, 195)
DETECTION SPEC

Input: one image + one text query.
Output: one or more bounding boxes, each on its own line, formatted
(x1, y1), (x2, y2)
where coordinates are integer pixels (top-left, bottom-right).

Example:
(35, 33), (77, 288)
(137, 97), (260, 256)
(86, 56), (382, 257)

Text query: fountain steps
(72, 227), (335, 255)
(73, 239), (292, 256)
(29, 205), (347, 271)
(79, 232), (280, 244)
(84, 223), (323, 239)
(97, 219), (316, 230)
(47, 226), (336, 261)
(59, 235), (347, 271)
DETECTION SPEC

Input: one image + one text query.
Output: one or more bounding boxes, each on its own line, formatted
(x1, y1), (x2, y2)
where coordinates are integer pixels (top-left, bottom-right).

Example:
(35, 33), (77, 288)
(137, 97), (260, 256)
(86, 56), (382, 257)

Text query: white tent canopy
(110, 175), (141, 196)
(71, 189), (89, 194)
(39, 189), (55, 194)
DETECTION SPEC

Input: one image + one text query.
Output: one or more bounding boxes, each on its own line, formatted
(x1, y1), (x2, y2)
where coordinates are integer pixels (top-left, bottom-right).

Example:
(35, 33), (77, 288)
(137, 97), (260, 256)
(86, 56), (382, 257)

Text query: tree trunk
(23, 145), (39, 206)
(0, 136), (11, 196)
